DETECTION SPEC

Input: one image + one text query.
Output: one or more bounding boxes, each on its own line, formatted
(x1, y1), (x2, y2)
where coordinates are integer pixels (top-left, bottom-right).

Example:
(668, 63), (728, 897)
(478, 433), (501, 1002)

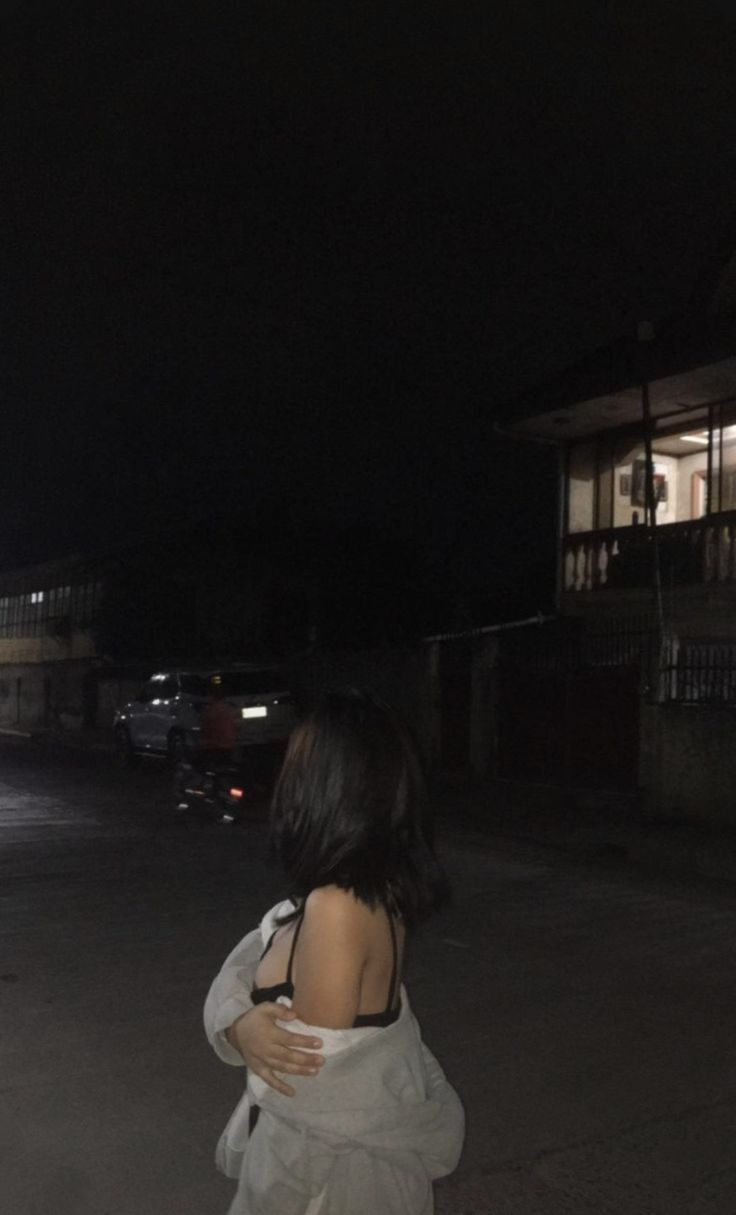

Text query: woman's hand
(225, 1003), (324, 1097)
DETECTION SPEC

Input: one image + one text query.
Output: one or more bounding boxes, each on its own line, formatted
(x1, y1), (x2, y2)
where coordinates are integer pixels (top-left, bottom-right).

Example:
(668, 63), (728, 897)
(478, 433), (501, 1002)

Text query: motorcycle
(173, 742), (285, 824)
(173, 759), (248, 824)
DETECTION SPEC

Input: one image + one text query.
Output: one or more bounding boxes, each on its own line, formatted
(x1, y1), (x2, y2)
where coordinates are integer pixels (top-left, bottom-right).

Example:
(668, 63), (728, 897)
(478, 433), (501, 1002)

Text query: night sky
(2, 0), (736, 622)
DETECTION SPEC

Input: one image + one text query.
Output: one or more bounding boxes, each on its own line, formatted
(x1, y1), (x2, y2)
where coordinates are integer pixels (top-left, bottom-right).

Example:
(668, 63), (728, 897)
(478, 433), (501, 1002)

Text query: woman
(204, 690), (464, 1215)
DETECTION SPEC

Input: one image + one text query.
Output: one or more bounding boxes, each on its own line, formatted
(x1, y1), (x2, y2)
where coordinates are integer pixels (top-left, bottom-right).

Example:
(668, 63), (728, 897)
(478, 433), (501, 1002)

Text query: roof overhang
(508, 355), (736, 442)
(501, 314), (736, 444)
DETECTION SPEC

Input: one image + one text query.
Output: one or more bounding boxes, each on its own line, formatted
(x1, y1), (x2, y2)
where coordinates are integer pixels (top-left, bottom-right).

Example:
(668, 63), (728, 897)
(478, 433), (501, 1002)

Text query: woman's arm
(202, 912), (325, 1090)
(226, 1003), (325, 1098)
(290, 887), (367, 1029)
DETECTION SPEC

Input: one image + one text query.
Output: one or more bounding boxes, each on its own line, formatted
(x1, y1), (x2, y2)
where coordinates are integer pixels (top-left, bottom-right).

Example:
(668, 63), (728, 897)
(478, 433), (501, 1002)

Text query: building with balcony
(496, 245), (736, 823)
(512, 335), (736, 633)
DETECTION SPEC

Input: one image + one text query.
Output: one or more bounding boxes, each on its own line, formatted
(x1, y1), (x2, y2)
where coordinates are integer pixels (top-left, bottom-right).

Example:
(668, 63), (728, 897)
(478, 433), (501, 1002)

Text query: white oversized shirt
(203, 901), (465, 1215)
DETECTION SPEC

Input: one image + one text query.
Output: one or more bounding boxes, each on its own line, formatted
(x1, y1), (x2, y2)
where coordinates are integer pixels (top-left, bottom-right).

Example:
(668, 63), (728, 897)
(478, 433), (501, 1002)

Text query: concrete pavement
(439, 776), (736, 892)
(3, 741), (736, 1212)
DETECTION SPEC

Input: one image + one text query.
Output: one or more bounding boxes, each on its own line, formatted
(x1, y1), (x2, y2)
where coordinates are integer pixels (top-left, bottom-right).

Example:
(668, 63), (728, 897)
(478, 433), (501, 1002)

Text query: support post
(638, 321), (665, 701)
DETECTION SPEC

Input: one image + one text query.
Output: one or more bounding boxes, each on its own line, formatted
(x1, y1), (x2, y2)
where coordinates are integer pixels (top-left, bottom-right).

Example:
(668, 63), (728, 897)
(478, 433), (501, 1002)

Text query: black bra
(251, 905), (400, 1027)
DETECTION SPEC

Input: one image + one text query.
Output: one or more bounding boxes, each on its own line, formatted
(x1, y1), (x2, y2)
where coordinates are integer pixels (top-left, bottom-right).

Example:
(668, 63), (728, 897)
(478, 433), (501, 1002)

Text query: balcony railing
(563, 511), (736, 592)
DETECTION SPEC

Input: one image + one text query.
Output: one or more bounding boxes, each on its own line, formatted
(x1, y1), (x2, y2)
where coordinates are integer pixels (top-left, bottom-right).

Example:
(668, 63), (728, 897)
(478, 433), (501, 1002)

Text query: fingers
(265, 1005), (323, 1051)
(276, 1030), (324, 1052)
(261, 1068), (296, 1098)
(268, 1051), (323, 1076)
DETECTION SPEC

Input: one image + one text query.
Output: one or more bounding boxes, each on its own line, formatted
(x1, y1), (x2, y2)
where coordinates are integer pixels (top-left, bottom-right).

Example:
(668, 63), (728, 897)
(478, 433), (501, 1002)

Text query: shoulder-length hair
(269, 689), (449, 928)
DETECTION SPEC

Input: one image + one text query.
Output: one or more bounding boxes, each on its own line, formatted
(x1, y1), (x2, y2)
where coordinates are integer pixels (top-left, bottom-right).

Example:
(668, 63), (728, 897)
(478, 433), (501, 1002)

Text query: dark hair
(269, 689), (449, 928)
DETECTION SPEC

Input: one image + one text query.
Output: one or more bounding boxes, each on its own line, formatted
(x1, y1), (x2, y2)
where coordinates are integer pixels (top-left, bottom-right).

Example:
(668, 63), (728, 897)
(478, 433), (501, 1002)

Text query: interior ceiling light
(680, 433), (708, 444)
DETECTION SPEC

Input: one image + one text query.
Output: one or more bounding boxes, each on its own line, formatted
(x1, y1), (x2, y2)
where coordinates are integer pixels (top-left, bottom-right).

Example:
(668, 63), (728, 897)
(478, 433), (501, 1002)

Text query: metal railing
(500, 617), (736, 705)
(563, 511), (736, 592)
(661, 637), (736, 704)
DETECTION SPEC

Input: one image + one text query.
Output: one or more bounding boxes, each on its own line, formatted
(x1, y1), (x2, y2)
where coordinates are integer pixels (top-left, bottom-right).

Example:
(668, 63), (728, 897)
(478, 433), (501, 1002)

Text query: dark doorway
(498, 663), (639, 792)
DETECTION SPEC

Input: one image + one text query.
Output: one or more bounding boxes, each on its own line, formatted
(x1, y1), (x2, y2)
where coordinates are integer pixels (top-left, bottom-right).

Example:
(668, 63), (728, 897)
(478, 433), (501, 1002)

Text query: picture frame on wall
(619, 473), (632, 496)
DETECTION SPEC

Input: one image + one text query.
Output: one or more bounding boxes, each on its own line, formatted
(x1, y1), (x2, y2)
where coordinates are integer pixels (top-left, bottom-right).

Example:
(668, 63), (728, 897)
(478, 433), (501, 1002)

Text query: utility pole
(638, 320), (665, 699)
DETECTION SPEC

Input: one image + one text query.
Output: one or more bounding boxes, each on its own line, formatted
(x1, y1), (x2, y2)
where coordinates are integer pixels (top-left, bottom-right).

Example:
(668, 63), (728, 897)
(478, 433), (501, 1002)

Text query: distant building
(0, 553), (104, 732)
(0, 525), (308, 737)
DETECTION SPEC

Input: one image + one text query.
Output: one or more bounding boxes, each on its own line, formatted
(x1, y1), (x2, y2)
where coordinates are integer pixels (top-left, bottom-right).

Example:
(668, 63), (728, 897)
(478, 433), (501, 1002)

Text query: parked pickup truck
(113, 666), (297, 764)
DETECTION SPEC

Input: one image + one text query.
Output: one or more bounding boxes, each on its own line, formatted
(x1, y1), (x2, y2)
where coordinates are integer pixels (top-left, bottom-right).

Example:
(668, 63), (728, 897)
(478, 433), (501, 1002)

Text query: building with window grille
(0, 553), (104, 732)
(491, 241), (736, 824)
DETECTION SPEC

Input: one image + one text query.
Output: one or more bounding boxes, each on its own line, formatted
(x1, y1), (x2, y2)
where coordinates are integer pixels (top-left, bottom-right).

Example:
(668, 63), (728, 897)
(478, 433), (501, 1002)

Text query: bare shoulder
(303, 886), (371, 943)
(292, 887), (368, 1026)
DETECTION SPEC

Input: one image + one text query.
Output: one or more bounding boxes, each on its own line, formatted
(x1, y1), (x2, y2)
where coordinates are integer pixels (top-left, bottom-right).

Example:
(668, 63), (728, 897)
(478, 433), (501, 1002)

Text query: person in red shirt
(199, 683), (238, 768)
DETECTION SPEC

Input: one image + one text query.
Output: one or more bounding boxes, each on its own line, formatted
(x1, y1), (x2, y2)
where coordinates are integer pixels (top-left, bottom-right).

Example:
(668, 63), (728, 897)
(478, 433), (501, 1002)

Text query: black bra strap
(285, 912), (305, 987)
(384, 909), (399, 1015)
(259, 926), (279, 961)
(277, 906), (398, 1013)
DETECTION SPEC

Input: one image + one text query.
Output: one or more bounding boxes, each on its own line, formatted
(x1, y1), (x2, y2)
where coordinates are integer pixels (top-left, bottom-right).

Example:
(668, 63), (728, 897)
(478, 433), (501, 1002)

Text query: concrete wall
(646, 702), (736, 823)
(0, 660), (94, 732)
(677, 449), (708, 519)
(560, 583), (736, 640)
(0, 630), (99, 732)
(0, 666), (42, 729)
(568, 442), (595, 533)
(0, 633), (96, 665)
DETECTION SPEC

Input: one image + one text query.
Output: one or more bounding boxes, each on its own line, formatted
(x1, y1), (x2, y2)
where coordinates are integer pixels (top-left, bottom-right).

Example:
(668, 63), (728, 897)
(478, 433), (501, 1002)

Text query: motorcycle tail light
(229, 787), (244, 800)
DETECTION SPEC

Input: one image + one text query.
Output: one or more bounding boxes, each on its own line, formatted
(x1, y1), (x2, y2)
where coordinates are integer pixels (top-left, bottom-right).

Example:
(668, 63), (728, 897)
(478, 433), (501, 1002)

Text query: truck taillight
(229, 787), (244, 800)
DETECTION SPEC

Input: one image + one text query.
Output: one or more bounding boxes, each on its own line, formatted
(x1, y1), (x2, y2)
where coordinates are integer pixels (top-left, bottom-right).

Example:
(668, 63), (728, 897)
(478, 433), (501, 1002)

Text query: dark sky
(1, 0), (736, 614)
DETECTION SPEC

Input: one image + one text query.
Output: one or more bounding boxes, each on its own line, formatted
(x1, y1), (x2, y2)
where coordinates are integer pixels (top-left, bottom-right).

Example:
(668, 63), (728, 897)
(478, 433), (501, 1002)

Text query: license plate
(241, 706), (267, 719)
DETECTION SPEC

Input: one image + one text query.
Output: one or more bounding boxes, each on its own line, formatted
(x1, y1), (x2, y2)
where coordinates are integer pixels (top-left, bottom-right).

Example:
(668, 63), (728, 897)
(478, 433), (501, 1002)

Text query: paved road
(2, 740), (736, 1214)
